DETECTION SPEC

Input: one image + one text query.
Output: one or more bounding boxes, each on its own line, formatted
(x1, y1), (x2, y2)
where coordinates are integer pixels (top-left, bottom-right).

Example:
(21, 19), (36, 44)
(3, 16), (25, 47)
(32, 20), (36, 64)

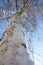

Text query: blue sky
(38, 0), (43, 3)
(23, 10), (43, 65)
(0, 0), (43, 65)
(32, 11), (43, 65)
(0, 20), (8, 39)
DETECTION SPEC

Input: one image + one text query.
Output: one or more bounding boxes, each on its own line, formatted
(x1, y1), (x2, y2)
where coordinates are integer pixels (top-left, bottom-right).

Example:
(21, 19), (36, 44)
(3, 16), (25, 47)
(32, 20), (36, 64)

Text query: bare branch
(16, 0), (18, 11)
(0, 10), (16, 20)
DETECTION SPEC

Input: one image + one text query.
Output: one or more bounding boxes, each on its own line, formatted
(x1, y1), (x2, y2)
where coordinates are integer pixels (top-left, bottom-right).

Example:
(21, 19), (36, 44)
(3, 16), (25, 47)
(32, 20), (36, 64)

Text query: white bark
(0, 20), (34, 65)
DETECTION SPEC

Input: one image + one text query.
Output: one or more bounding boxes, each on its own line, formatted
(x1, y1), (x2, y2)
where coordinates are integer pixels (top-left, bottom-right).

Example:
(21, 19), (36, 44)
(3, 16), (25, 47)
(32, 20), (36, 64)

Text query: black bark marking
(21, 43), (26, 48)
